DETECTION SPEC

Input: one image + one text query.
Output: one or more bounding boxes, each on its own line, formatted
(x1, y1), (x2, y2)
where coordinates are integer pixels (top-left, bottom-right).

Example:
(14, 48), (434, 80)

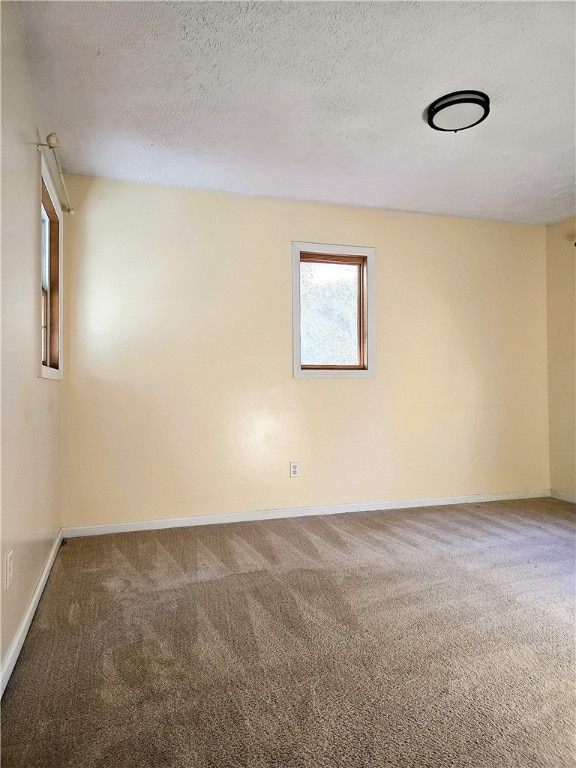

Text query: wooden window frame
(41, 286), (48, 365)
(292, 242), (375, 379)
(40, 159), (63, 379)
(299, 252), (367, 371)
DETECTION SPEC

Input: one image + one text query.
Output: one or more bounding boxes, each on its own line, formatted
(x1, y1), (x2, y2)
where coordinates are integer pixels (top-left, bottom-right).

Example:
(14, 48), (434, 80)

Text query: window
(292, 242), (375, 377)
(40, 161), (62, 378)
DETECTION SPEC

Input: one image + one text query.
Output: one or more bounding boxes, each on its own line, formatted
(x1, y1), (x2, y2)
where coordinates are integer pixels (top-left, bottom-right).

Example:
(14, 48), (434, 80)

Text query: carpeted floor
(1, 498), (575, 767)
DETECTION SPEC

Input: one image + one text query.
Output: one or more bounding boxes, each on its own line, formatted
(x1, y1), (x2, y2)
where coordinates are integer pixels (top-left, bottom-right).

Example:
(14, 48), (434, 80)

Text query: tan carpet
(1, 498), (575, 767)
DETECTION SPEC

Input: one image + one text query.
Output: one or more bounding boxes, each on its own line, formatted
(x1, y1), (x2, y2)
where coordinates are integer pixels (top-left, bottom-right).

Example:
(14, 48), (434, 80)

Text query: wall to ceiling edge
(546, 216), (576, 497)
(61, 174), (551, 527)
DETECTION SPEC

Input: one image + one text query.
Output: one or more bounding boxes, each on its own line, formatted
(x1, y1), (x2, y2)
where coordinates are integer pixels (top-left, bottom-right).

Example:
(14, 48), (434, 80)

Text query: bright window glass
(300, 261), (360, 366)
(41, 205), (50, 289)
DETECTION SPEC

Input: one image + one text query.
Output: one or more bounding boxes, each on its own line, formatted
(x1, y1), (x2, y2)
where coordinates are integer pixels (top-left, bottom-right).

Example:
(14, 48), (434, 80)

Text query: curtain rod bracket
(37, 133), (75, 215)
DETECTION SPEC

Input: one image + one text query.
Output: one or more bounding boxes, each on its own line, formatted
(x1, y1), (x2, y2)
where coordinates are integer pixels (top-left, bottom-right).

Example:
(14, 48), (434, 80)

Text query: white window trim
(41, 364), (63, 380)
(39, 153), (63, 381)
(292, 241), (375, 378)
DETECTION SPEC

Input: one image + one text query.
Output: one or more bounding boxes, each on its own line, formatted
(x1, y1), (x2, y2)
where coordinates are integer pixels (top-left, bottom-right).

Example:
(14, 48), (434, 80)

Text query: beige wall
(546, 216), (576, 496)
(62, 175), (549, 527)
(1, 4), (62, 666)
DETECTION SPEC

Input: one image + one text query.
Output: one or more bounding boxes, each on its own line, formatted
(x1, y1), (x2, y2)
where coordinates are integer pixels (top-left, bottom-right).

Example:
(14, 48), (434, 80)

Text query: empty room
(1, 1), (575, 766)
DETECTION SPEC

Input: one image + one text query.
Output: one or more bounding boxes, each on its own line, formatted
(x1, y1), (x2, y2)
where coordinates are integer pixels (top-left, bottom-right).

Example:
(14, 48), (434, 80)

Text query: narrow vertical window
(40, 174), (61, 375)
(40, 204), (50, 365)
(293, 243), (375, 378)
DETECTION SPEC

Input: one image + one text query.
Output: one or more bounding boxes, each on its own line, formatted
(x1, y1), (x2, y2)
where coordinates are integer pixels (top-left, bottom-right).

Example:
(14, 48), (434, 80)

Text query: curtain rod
(37, 133), (75, 215)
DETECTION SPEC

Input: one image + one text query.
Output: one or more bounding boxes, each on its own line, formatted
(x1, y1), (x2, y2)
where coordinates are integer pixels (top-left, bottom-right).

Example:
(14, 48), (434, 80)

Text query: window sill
(294, 367), (375, 379)
(40, 365), (62, 380)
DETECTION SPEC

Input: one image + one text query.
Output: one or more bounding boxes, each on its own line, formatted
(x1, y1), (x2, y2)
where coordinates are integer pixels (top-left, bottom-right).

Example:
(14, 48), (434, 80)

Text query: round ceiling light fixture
(427, 90), (490, 132)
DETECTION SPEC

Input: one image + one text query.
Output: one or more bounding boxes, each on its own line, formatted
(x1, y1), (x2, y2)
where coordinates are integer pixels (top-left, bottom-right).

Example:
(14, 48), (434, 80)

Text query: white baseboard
(62, 489), (551, 538)
(1, 529), (62, 697)
(550, 489), (576, 504)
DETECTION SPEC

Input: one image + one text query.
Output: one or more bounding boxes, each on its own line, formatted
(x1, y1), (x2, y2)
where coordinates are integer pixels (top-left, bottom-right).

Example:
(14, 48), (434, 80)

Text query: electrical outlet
(4, 551), (14, 590)
(290, 461), (300, 478)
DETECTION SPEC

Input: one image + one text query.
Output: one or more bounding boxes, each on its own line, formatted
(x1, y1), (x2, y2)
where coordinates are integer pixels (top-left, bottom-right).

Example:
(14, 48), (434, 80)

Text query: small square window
(292, 242), (375, 378)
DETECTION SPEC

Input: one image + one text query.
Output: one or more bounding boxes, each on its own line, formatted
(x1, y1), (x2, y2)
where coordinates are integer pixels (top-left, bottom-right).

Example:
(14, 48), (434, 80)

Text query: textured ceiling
(18, 1), (576, 224)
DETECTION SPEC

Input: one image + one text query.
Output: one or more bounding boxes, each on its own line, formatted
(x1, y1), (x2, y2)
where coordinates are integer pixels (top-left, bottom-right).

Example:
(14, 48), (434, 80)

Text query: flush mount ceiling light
(427, 90), (490, 132)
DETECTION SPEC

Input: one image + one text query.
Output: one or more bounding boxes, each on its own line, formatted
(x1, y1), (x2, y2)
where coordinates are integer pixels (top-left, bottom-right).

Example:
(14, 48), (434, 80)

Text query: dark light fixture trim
(427, 90), (490, 133)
